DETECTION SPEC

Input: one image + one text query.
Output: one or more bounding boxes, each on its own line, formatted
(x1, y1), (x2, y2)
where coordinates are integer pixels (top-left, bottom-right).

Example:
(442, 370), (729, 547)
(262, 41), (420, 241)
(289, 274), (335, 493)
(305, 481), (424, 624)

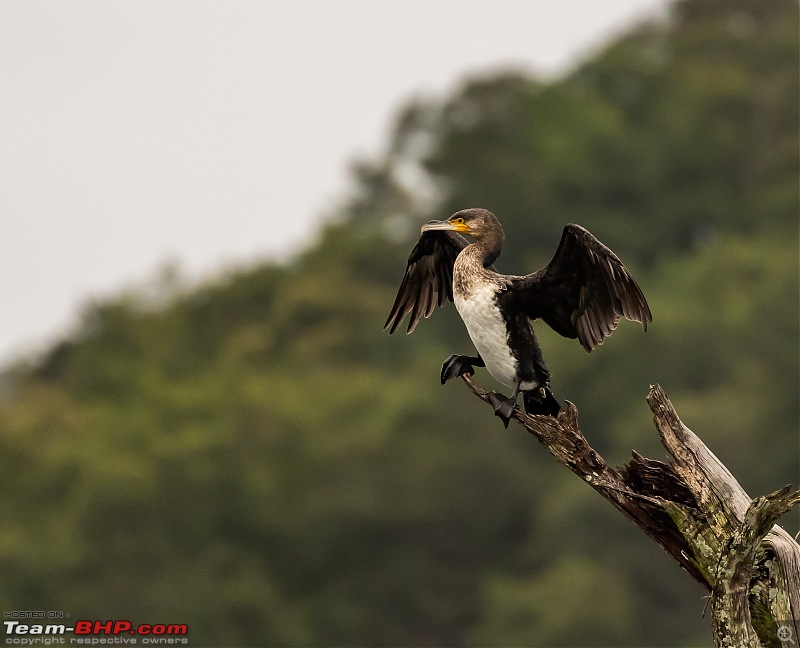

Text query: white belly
(454, 284), (518, 388)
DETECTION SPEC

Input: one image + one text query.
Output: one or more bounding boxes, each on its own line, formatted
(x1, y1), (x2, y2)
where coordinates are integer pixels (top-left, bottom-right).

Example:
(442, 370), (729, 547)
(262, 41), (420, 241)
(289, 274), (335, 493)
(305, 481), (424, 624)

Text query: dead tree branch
(460, 376), (800, 647)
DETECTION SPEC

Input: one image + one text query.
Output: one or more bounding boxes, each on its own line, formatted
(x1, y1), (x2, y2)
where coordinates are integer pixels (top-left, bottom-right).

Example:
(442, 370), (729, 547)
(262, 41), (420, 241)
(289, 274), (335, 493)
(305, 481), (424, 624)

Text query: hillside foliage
(1, 1), (797, 645)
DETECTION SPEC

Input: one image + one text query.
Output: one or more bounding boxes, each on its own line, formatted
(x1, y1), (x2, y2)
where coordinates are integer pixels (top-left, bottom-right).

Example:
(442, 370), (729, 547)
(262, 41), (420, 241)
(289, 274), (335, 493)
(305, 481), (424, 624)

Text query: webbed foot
(440, 354), (485, 384)
(487, 392), (517, 428)
(523, 387), (561, 417)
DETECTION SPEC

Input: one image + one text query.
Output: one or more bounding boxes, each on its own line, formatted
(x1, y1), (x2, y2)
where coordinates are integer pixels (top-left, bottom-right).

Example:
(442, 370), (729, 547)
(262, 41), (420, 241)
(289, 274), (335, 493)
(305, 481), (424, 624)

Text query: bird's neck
(473, 231), (503, 268)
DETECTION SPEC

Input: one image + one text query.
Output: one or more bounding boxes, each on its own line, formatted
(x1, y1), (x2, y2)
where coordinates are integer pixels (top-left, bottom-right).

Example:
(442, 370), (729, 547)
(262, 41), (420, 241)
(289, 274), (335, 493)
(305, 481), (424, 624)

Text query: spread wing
(384, 229), (469, 334)
(507, 224), (652, 352)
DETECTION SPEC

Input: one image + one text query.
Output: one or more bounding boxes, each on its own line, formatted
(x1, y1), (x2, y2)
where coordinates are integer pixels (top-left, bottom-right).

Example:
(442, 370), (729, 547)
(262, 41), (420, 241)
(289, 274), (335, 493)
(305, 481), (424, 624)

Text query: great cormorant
(385, 208), (652, 427)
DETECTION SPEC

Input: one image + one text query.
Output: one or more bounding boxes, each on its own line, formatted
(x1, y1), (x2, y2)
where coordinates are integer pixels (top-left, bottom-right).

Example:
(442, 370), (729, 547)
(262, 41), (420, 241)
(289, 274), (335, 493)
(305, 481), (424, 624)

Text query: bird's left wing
(384, 229), (469, 334)
(506, 223), (652, 352)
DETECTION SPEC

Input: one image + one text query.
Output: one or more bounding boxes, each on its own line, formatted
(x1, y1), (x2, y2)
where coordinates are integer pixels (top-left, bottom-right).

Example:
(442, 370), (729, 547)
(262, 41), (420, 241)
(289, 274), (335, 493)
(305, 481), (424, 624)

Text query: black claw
(440, 354), (484, 385)
(487, 392), (516, 428)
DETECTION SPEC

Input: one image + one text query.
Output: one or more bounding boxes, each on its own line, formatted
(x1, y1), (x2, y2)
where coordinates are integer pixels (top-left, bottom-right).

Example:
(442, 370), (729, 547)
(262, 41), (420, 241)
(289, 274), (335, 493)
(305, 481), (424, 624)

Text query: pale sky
(0, 0), (667, 365)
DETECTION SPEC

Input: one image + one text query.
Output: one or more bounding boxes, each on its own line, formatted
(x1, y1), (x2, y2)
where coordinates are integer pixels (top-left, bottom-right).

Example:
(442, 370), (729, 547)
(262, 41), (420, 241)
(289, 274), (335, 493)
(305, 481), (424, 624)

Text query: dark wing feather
(509, 224), (652, 352)
(384, 230), (469, 334)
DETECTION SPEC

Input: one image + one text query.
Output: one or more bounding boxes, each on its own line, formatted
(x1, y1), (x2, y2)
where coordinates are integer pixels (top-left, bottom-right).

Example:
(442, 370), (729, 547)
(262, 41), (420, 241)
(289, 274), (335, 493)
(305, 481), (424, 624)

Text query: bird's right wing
(384, 229), (468, 334)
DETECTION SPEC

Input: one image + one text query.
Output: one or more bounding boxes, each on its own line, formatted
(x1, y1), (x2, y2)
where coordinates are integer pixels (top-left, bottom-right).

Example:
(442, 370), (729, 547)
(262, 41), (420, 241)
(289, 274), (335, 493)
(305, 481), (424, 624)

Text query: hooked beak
(421, 219), (469, 234)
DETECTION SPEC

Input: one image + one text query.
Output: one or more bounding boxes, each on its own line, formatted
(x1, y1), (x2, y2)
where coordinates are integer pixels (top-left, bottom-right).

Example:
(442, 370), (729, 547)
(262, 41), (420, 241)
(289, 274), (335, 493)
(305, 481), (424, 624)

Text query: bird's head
(420, 208), (504, 243)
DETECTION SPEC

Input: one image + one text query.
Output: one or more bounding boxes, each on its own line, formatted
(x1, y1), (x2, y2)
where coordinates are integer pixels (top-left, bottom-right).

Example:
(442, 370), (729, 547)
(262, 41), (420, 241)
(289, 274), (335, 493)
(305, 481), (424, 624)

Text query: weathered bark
(460, 376), (800, 647)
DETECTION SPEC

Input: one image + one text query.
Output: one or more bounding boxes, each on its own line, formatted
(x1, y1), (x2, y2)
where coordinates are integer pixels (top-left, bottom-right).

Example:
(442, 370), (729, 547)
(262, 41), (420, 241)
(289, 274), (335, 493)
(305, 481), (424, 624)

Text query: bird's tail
(523, 387), (561, 417)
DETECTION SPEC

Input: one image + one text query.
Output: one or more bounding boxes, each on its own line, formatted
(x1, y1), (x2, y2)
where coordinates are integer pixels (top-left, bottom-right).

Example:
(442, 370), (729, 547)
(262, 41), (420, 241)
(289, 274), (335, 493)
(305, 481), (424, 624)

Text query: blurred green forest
(1, 0), (797, 646)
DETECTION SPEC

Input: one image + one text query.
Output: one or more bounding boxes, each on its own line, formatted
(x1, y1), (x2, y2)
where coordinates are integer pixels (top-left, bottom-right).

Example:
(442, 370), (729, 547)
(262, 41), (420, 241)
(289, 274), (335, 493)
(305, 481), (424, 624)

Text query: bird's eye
(453, 218), (464, 224)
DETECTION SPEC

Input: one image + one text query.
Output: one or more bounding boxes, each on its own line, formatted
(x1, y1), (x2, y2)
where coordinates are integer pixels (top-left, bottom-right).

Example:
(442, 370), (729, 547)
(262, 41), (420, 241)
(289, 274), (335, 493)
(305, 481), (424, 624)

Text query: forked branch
(460, 376), (800, 647)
